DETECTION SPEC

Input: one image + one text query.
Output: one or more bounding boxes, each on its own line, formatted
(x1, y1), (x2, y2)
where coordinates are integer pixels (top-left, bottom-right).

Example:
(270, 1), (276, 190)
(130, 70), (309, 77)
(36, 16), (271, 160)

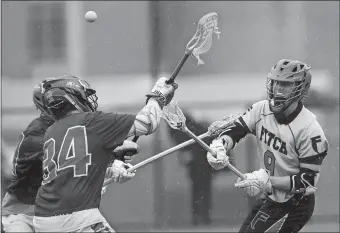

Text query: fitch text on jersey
(259, 126), (287, 155)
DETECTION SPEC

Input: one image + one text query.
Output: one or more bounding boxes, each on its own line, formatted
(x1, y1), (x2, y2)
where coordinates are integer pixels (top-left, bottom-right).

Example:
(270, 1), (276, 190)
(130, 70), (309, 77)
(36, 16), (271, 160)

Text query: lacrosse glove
(105, 160), (136, 184)
(113, 140), (140, 163)
(206, 138), (229, 170)
(146, 77), (178, 109)
(235, 169), (273, 199)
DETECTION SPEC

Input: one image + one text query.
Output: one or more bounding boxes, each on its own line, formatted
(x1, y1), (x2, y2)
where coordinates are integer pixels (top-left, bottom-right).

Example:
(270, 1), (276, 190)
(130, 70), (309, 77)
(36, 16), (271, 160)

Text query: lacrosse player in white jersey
(206, 59), (329, 232)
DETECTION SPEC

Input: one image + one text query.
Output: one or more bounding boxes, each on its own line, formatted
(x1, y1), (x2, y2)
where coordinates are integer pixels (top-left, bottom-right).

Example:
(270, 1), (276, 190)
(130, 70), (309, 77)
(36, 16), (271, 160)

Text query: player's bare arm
(268, 171), (320, 195)
(269, 176), (291, 191)
(269, 173), (318, 194)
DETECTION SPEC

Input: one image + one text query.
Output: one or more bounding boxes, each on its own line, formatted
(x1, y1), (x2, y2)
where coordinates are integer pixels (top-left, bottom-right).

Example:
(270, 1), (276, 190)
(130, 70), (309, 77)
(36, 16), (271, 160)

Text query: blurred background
(1, 1), (339, 232)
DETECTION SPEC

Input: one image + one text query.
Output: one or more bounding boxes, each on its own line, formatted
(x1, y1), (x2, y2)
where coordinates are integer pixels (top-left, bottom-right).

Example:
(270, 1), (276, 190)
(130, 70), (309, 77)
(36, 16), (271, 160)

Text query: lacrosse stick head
(186, 12), (221, 65)
(207, 112), (244, 137)
(161, 101), (187, 131)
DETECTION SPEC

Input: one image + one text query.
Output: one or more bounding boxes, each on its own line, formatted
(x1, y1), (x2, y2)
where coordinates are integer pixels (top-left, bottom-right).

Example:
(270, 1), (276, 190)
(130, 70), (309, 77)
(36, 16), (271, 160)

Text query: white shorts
(2, 214), (34, 232)
(33, 208), (114, 232)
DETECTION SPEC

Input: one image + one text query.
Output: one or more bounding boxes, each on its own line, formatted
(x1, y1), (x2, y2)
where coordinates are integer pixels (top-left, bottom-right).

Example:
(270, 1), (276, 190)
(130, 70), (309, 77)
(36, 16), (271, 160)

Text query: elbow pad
(135, 100), (162, 135)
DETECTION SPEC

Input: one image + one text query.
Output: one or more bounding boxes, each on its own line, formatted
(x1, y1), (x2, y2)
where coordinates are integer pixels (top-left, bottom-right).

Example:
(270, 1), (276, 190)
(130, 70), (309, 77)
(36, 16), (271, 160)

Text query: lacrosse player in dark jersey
(1, 80), (56, 232)
(32, 75), (177, 232)
(2, 78), (139, 232)
(206, 59), (328, 232)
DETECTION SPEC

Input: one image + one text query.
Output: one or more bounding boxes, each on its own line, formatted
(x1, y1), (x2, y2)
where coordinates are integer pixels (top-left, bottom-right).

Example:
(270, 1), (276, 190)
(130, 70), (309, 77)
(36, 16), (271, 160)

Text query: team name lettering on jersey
(259, 126), (287, 155)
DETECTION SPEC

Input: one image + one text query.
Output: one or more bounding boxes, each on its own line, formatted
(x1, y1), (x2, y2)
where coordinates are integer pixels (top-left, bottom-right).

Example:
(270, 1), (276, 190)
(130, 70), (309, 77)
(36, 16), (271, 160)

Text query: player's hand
(113, 140), (140, 163)
(146, 77), (178, 109)
(234, 169), (272, 199)
(206, 139), (229, 170)
(304, 184), (317, 196)
(110, 160), (136, 184)
(303, 172), (320, 196)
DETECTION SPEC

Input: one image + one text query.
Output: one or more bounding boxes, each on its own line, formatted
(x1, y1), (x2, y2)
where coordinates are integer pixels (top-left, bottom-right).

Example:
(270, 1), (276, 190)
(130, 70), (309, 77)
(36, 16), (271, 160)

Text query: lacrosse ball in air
(85, 11), (97, 23)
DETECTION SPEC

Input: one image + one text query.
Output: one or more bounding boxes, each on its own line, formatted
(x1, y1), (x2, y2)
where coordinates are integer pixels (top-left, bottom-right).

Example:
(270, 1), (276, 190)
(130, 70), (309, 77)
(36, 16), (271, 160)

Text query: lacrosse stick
(103, 112), (244, 187)
(161, 101), (246, 180)
(166, 12), (220, 84)
(127, 113), (242, 172)
(131, 12), (220, 143)
(103, 132), (210, 187)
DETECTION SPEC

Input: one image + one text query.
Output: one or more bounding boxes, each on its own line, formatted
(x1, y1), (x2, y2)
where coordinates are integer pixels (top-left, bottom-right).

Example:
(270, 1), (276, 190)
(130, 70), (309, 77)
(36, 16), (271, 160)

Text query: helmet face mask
(266, 59), (312, 114)
(76, 78), (98, 111)
(87, 92), (98, 111)
(267, 79), (304, 113)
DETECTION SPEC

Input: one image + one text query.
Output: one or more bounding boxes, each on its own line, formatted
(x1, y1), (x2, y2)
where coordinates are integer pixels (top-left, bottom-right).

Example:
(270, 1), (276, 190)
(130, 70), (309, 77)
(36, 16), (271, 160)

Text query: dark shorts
(240, 194), (315, 233)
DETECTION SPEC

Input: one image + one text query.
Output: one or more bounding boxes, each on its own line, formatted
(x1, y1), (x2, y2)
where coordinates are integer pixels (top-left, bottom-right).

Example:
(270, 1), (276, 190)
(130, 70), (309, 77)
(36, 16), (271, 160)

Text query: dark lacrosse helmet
(41, 75), (98, 119)
(33, 77), (58, 120)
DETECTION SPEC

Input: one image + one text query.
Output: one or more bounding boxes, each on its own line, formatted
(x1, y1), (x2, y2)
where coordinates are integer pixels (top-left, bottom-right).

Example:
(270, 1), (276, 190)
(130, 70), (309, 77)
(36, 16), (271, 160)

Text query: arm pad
(218, 118), (249, 149)
(290, 168), (319, 193)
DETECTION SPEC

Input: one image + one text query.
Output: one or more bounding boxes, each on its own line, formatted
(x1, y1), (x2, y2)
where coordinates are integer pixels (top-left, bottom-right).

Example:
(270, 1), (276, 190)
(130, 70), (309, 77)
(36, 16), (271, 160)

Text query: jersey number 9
(42, 126), (92, 185)
(264, 150), (275, 176)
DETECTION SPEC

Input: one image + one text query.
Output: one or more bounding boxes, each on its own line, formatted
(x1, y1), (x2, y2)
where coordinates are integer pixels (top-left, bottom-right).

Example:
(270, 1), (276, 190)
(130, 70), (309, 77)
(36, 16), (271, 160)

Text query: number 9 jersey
(240, 100), (328, 202)
(34, 111), (136, 217)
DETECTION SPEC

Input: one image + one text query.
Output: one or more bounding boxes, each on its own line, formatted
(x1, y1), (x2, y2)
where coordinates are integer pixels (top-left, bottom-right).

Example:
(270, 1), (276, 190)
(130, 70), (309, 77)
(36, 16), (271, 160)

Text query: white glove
(105, 160), (136, 184)
(113, 140), (140, 163)
(146, 77), (178, 108)
(234, 169), (272, 199)
(206, 138), (229, 170)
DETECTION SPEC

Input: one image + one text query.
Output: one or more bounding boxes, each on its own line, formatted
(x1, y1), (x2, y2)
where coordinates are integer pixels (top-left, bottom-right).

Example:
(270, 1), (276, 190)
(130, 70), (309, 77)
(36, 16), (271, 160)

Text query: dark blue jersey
(35, 111), (135, 216)
(2, 115), (53, 215)
(6, 115), (53, 204)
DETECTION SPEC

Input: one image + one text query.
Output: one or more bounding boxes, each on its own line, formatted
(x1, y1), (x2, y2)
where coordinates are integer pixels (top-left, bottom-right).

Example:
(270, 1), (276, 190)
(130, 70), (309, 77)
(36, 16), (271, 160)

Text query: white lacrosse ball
(85, 11), (97, 23)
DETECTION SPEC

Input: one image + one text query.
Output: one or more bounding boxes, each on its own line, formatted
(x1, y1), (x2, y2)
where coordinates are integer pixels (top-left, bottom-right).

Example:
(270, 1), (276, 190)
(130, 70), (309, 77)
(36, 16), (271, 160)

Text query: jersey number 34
(42, 126), (92, 185)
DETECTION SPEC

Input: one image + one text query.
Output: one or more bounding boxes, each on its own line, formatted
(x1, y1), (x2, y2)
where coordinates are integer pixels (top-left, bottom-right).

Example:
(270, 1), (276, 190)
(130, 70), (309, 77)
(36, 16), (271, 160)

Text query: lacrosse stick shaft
(129, 132), (209, 172)
(103, 132), (210, 187)
(132, 52), (191, 140)
(183, 128), (214, 155)
(166, 53), (191, 84)
(184, 128), (246, 180)
(132, 135), (139, 143)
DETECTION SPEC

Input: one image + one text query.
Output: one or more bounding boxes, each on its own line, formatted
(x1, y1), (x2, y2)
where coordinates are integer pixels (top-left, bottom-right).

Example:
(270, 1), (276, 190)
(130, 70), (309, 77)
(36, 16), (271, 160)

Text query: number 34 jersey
(34, 111), (136, 217)
(240, 100), (328, 202)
